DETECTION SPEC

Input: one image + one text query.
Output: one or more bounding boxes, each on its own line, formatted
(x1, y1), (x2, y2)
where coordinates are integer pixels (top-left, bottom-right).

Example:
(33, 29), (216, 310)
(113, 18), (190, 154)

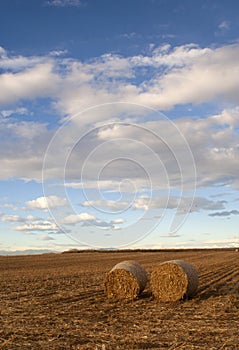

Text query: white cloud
(26, 196), (67, 210)
(15, 220), (58, 231)
(120, 32), (138, 40)
(136, 44), (239, 109)
(111, 218), (125, 224)
(65, 180), (125, 190)
(218, 21), (230, 30)
(26, 215), (41, 221)
(65, 178), (149, 194)
(1, 215), (24, 222)
(131, 43), (211, 68)
(0, 42), (239, 120)
(112, 225), (121, 230)
(0, 47), (6, 57)
(201, 237), (239, 248)
(60, 213), (125, 231)
(49, 50), (68, 57)
(211, 107), (239, 128)
(46, 0), (84, 7)
(174, 108), (239, 188)
(82, 200), (131, 211)
(0, 54), (50, 71)
(37, 235), (55, 241)
(133, 195), (151, 211)
(0, 107), (28, 118)
(0, 104), (238, 192)
(60, 213), (121, 232)
(61, 213), (96, 224)
(0, 43), (238, 193)
(0, 63), (60, 106)
(0, 203), (18, 211)
(0, 118), (52, 180)
(1, 43), (239, 111)
(133, 195), (226, 213)
(51, 45), (213, 117)
(49, 43), (239, 121)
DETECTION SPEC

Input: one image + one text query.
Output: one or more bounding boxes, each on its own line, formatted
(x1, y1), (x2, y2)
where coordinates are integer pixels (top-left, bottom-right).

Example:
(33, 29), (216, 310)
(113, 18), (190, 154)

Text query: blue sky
(0, 0), (239, 253)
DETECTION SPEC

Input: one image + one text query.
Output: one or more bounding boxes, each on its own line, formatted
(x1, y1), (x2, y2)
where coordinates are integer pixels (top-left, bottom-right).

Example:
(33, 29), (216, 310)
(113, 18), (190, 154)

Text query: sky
(0, 0), (239, 254)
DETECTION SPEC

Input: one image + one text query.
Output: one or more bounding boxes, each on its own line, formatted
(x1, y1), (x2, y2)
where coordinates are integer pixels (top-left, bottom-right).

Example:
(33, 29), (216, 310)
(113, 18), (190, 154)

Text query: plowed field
(0, 250), (238, 349)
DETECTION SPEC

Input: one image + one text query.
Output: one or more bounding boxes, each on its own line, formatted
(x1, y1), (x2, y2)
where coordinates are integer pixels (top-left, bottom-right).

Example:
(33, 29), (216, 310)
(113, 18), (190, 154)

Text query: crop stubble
(0, 250), (238, 349)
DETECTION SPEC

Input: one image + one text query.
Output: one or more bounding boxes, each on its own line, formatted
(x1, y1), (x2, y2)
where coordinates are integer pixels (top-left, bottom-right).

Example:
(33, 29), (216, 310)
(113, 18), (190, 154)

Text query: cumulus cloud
(26, 196), (67, 210)
(174, 108), (239, 188)
(61, 213), (96, 224)
(1, 43), (239, 111)
(0, 43), (239, 193)
(0, 105), (238, 192)
(0, 53), (50, 71)
(0, 63), (60, 106)
(137, 44), (239, 109)
(0, 118), (52, 180)
(131, 43), (211, 68)
(54, 43), (239, 114)
(60, 213), (124, 230)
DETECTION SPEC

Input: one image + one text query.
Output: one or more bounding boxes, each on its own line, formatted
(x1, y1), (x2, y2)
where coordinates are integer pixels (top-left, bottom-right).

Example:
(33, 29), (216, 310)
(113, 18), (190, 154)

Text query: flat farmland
(0, 250), (238, 349)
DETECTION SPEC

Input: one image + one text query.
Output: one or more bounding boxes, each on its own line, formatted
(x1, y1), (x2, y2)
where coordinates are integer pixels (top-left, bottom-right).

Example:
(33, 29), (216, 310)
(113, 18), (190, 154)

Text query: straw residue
(105, 260), (148, 300)
(150, 260), (199, 302)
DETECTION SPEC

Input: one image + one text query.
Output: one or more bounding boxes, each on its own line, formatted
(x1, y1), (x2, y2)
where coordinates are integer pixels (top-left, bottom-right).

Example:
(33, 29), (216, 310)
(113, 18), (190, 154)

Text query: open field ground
(0, 250), (238, 349)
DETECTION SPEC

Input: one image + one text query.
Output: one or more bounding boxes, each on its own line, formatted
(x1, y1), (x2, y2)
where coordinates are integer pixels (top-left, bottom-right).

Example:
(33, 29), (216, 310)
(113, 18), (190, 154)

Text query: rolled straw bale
(150, 260), (199, 302)
(104, 260), (148, 300)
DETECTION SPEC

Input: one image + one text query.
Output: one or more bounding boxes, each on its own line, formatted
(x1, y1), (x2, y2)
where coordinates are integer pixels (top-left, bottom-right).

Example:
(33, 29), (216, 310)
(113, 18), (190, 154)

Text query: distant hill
(0, 249), (56, 256)
(61, 247), (119, 254)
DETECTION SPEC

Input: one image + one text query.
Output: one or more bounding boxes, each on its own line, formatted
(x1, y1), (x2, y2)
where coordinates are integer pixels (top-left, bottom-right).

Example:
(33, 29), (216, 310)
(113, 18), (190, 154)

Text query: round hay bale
(150, 260), (199, 302)
(104, 260), (148, 300)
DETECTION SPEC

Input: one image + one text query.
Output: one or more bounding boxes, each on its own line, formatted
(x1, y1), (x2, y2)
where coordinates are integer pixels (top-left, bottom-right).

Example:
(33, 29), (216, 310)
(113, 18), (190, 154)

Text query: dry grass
(150, 260), (199, 302)
(0, 250), (238, 349)
(104, 260), (148, 300)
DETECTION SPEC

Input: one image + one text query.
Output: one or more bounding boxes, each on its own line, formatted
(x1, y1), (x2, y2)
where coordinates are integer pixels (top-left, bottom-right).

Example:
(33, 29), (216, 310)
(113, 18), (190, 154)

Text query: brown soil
(0, 250), (238, 349)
